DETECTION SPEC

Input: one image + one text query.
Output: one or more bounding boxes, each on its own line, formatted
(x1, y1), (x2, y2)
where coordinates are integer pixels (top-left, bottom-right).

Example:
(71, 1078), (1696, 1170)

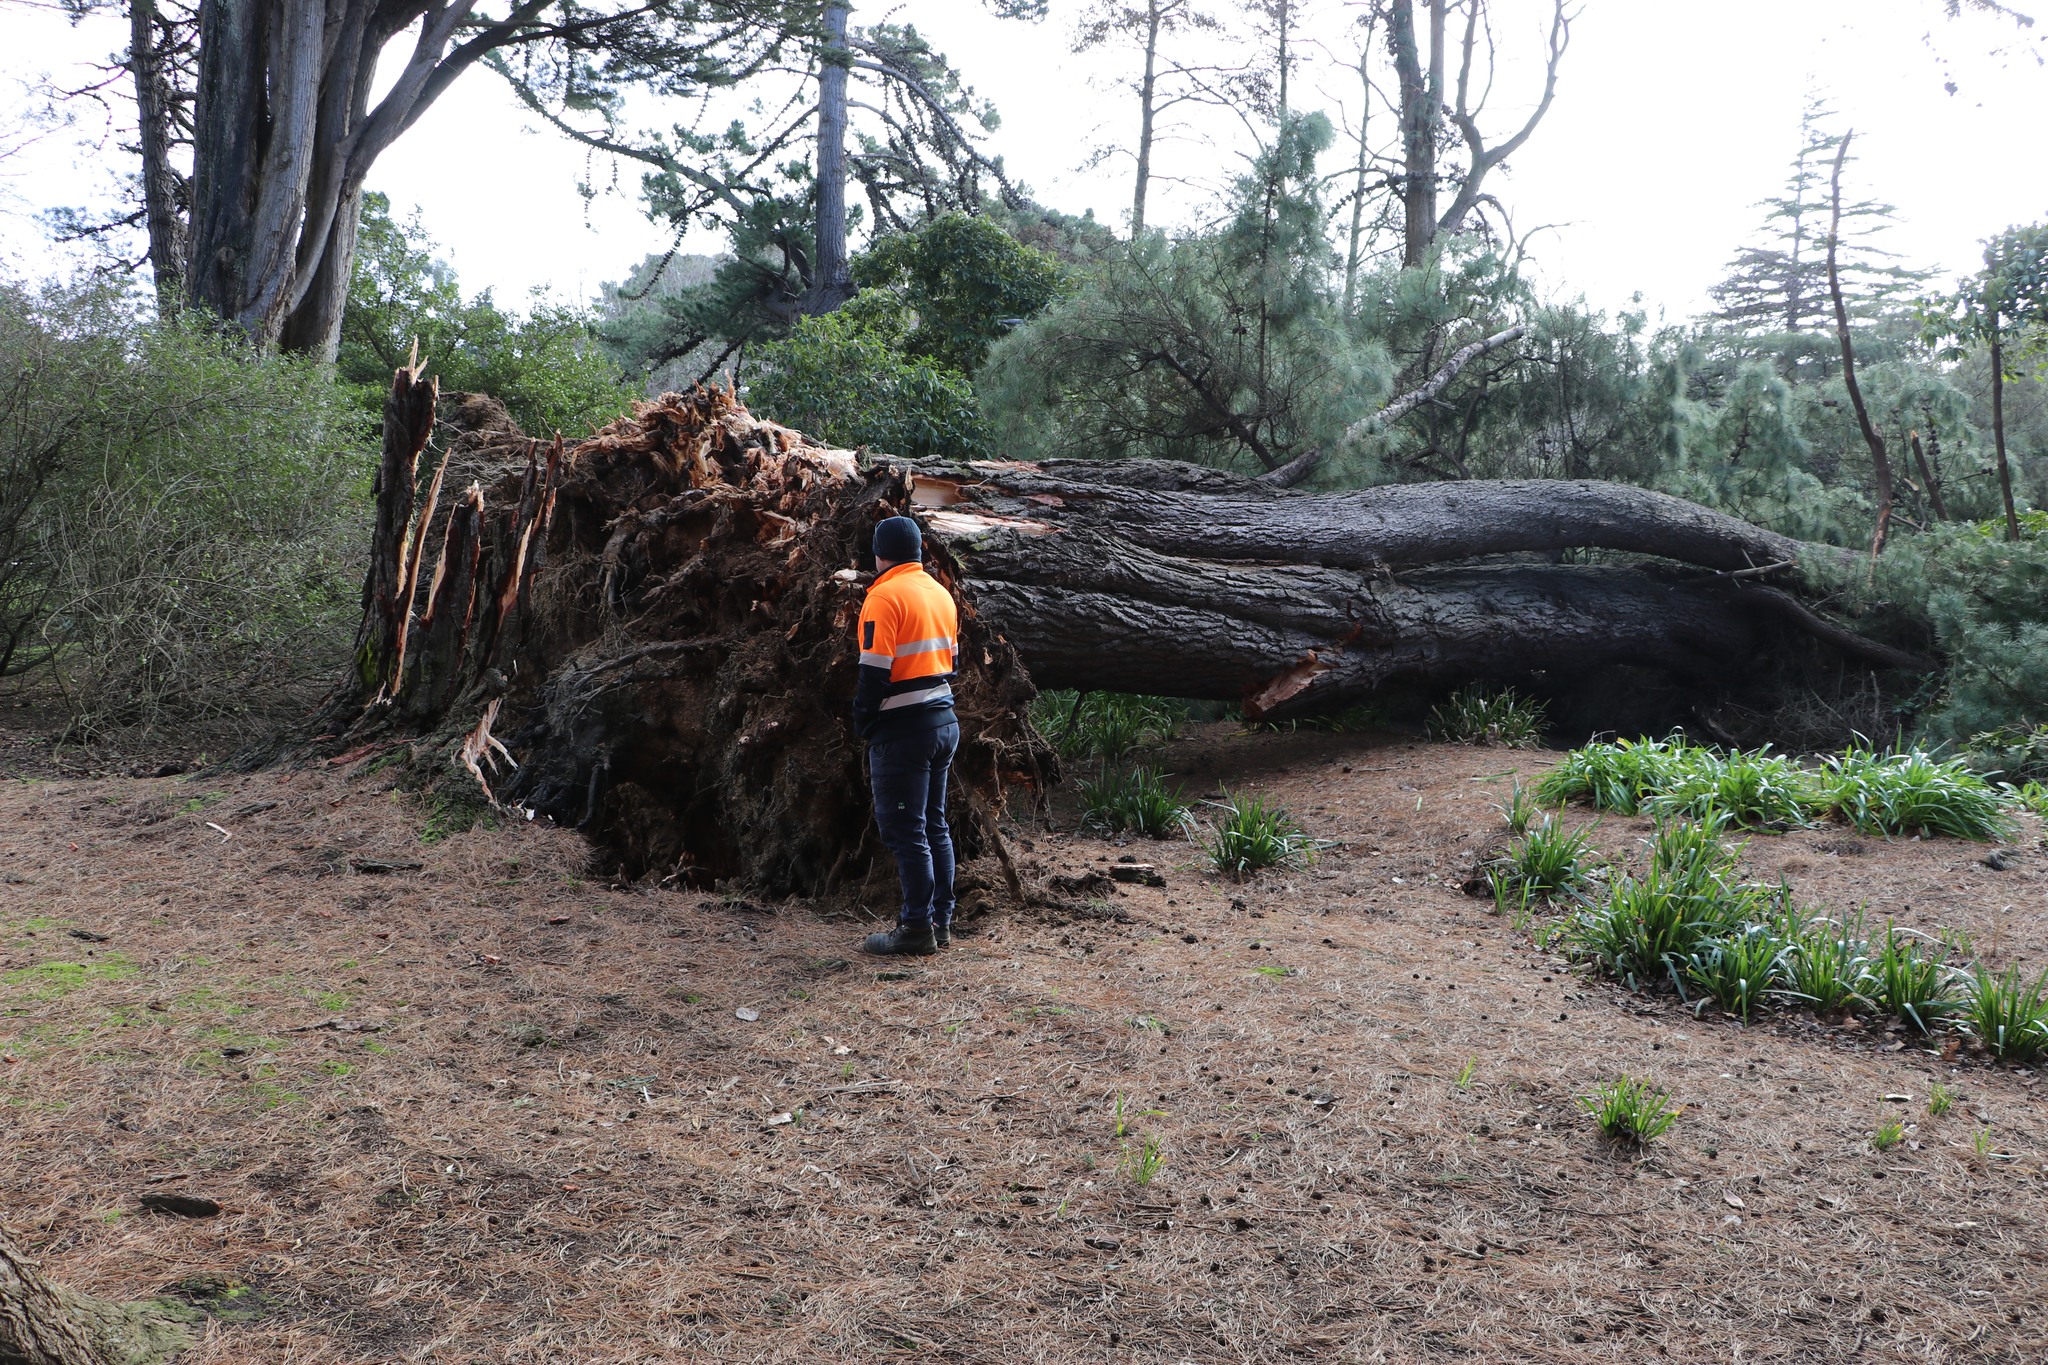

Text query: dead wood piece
(136, 1194), (220, 1219)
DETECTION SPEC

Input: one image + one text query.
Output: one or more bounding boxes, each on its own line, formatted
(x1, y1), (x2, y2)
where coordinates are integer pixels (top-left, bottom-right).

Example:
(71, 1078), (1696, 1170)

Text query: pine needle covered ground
(2, 723), (2045, 1362)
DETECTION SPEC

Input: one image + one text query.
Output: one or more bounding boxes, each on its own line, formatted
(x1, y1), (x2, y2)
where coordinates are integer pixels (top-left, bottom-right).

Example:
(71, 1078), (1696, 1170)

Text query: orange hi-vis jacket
(853, 562), (959, 739)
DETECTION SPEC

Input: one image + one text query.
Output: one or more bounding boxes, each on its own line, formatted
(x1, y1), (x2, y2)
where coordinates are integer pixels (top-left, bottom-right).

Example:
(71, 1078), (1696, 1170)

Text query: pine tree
(1711, 97), (1928, 339)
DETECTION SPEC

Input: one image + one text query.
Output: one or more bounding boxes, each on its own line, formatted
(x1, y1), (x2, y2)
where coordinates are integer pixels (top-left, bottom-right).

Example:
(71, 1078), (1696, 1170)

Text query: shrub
(1079, 766), (1193, 838)
(1868, 922), (1965, 1034)
(1580, 1076), (1679, 1147)
(1495, 778), (1540, 835)
(1819, 747), (2013, 841)
(1965, 723), (2048, 785)
(1962, 964), (2048, 1062)
(1427, 685), (1547, 747)
(748, 309), (985, 456)
(1683, 924), (1789, 1023)
(1203, 791), (1312, 876)
(1, 281), (371, 739)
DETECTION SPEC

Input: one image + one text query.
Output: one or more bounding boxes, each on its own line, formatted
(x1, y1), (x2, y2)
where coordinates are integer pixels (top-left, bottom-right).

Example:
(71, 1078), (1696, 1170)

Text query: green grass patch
(1, 953), (139, 1000)
(1818, 747), (2013, 842)
(1484, 817), (1600, 905)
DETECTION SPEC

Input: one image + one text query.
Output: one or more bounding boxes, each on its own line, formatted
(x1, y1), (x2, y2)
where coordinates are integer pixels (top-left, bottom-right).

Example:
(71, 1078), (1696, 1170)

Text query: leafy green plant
(1079, 766), (1193, 838)
(1643, 747), (1818, 829)
(1871, 1119), (1906, 1152)
(1485, 817), (1600, 904)
(1777, 908), (1873, 1015)
(1495, 778), (1539, 835)
(1646, 811), (1743, 884)
(1427, 686), (1547, 748)
(1580, 1076), (1679, 1147)
(2013, 781), (2048, 821)
(1536, 736), (1692, 814)
(1123, 1133), (1166, 1185)
(1564, 847), (1768, 992)
(1819, 747), (2014, 842)
(1962, 964), (2048, 1062)
(1455, 1056), (1478, 1090)
(1031, 691), (1186, 766)
(1203, 791), (1312, 876)
(1928, 1081), (1956, 1118)
(1868, 922), (1965, 1034)
(1683, 924), (1788, 1023)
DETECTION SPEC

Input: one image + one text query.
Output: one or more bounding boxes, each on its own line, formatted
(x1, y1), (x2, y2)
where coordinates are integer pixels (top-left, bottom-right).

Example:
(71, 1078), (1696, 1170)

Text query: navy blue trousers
(868, 719), (959, 929)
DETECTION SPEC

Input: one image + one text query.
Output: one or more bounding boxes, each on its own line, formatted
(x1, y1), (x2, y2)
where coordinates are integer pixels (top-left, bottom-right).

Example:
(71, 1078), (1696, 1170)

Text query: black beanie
(873, 515), (923, 563)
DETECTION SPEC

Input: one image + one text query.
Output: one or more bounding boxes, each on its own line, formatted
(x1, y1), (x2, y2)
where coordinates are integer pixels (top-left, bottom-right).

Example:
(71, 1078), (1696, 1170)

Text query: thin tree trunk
(1909, 431), (1948, 521)
(1342, 45), (1370, 312)
(1825, 130), (1895, 558)
(1132, 0), (1159, 234)
(129, 0), (187, 312)
(1991, 325), (2021, 542)
(805, 1), (854, 313)
(1388, 0), (1435, 267)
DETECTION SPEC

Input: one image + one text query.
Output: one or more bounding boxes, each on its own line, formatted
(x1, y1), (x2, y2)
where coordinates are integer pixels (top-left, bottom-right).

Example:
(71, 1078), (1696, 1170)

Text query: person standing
(853, 516), (960, 956)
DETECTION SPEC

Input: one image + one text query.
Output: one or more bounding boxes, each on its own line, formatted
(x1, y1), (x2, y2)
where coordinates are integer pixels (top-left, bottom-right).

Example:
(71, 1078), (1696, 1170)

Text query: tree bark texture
(129, 0), (189, 311)
(185, 0), (484, 357)
(1387, 0), (1437, 268)
(1825, 130), (1895, 557)
(312, 384), (1921, 884)
(803, 1), (855, 314)
(1131, 0), (1160, 234)
(1991, 327), (2022, 542)
(0, 1225), (189, 1365)
(902, 456), (1919, 722)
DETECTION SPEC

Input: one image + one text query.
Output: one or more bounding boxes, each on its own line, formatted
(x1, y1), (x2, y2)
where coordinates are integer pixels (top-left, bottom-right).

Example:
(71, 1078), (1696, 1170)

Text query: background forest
(2, 0), (2045, 771)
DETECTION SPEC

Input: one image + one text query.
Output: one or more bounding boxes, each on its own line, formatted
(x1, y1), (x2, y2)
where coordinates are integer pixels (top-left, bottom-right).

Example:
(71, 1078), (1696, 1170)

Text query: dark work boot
(861, 921), (937, 957)
(933, 919), (953, 948)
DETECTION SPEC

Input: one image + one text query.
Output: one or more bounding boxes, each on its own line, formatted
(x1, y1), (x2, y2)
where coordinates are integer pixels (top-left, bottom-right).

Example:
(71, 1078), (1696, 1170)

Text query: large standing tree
(50, 1), (854, 358)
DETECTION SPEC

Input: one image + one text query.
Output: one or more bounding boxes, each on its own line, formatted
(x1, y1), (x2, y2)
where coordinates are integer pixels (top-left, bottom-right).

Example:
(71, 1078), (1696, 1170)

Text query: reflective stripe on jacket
(853, 562), (958, 738)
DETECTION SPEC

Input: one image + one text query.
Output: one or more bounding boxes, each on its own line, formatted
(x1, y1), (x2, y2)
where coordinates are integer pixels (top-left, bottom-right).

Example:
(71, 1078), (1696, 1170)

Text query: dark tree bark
(1825, 130), (1896, 557)
(802, 1), (855, 314)
(1909, 431), (1949, 521)
(129, 0), (188, 311)
(1990, 325), (2022, 542)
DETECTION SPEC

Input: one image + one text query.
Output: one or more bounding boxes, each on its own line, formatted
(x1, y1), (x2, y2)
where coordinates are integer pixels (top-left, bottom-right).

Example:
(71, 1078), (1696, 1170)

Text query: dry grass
(2, 723), (2047, 1362)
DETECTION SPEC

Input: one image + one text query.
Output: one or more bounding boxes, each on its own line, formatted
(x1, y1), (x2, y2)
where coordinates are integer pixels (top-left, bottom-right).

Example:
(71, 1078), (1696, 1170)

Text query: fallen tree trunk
(305, 381), (1923, 888)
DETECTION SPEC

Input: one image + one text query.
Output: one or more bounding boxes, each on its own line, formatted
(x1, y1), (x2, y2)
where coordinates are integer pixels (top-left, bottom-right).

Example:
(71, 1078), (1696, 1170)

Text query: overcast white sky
(2, 0), (2044, 322)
